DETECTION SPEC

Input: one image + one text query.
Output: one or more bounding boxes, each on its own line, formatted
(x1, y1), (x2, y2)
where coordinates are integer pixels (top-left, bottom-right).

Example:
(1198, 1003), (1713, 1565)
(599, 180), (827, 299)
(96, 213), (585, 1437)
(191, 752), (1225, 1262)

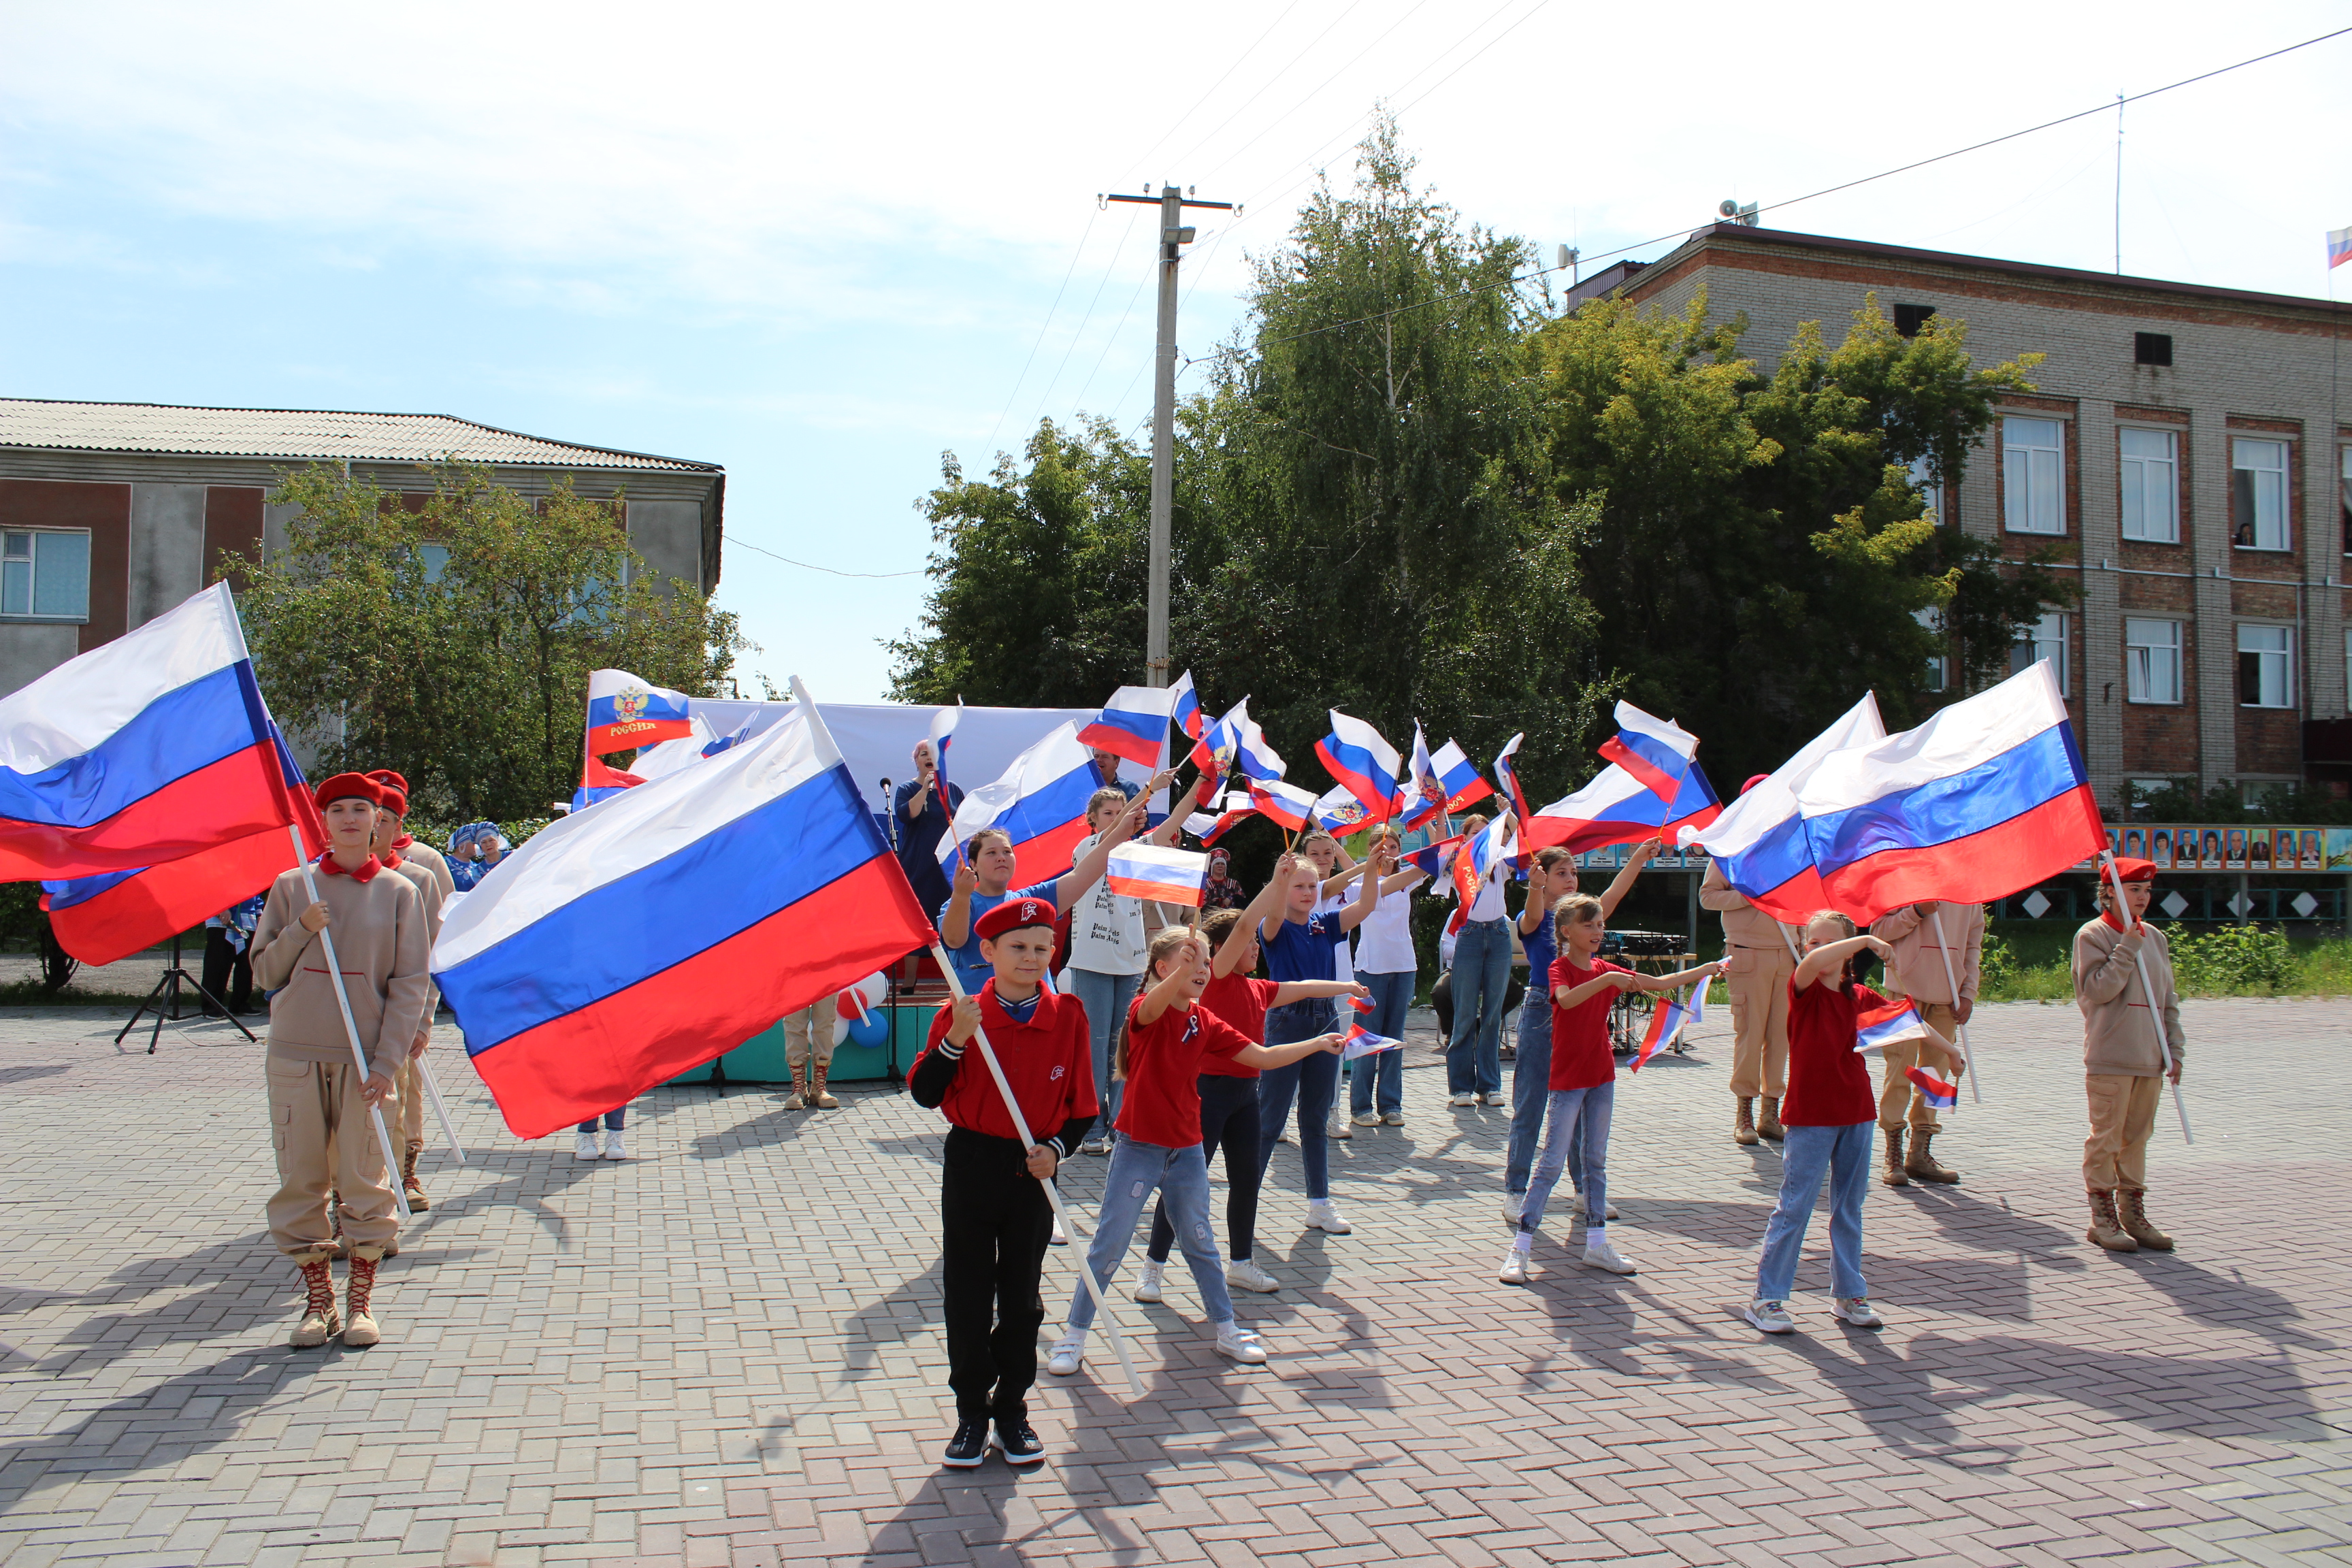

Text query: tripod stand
(116, 931), (255, 1054)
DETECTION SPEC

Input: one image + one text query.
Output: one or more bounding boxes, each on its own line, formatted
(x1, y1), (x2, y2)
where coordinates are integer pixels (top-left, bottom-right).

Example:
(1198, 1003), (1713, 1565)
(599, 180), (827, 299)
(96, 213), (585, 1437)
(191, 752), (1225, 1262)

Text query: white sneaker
(1497, 1247), (1530, 1285)
(1449, 1092), (1477, 1108)
(574, 1131), (600, 1161)
(1046, 1332), (1086, 1375)
(1833, 1296), (1884, 1328)
(1213, 1322), (1269, 1365)
(1351, 1111), (1380, 1127)
(1381, 1111), (1405, 1126)
(1481, 1091), (1507, 1107)
(1049, 1214), (1067, 1247)
(603, 1128), (628, 1160)
(1081, 1137), (1112, 1157)
(1225, 1258), (1280, 1293)
(1568, 1192), (1620, 1222)
(1131, 1260), (1164, 1303)
(1580, 1238), (1637, 1275)
(1328, 1113), (1352, 1140)
(1305, 1199), (1352, 1235)
(1744, 1298), (1796, 1335)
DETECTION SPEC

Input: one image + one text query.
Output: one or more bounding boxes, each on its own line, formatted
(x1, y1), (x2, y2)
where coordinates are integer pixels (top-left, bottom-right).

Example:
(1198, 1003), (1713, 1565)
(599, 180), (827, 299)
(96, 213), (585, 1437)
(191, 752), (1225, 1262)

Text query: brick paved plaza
(0, 997), (2345, 1567)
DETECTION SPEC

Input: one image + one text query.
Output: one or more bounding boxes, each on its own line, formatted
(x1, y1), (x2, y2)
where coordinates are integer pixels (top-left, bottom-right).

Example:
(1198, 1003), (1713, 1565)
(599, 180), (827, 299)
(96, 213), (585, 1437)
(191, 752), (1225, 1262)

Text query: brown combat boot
(343, 1249), (383, 1347)
(2117, 1188), (2173, 1251)
(1734, 1098), (1759, 1146)
(811, 1062), (838, 1110)
(1880, 1127), (1910, 1186)
(1758, 1096), (1786, 1141)
(784, 1062), (808, 1111)
(291, 1255), (340, 1348)
(402, 1147), (430, 1211)
(1906, 1128), (1959, 1184)
(2085, 1190), (2138, 1252)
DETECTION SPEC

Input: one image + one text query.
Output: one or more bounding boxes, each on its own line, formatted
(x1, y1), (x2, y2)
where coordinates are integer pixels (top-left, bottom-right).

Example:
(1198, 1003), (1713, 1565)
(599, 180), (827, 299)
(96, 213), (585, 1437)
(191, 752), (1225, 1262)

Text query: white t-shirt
(1352, 877), (1418, 976)
(1064, 832), (1147, 976)
(1313, 889), (1356, 983)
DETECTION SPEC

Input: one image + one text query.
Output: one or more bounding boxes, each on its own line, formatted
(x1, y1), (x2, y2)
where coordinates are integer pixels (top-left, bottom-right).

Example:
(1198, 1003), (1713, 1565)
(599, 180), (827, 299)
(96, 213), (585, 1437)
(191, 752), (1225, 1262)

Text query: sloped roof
(0, 398), (720, 473)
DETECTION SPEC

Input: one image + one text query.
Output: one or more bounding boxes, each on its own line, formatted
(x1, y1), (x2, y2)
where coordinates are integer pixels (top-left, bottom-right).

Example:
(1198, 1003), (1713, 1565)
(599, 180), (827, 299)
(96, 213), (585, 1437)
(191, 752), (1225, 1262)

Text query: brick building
(1589, 225), (2352, 804)
(0, 399), (725, 697)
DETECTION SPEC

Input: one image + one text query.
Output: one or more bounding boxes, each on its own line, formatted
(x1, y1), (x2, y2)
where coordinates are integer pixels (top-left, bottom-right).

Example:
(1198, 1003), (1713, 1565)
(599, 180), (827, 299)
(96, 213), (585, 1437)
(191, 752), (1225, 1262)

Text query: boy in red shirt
(910, 897), (1099, 1469)
(1136, 858), (1369, 1302)
(1742, 912), (1896, 1335)
(1505, 892), (1722, 1284)
(1047, 926), (1342, 1377)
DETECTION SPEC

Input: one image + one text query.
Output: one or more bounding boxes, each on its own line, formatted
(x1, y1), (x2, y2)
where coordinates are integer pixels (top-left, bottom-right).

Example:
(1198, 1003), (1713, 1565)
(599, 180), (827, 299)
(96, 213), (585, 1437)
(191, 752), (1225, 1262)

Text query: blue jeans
(1755, 1122), (1873, 1302)
(1507, 1002), (1590, 1195)
(1064, 968), (1140, 1130)
(1255, 998), (1338, 1201)
(578, 1107), (625, 1133)
(1518, 1082), (1614, 1239)
(1349, 970), (1414, 1116)
(1446, 919), (1509, 1096)
(1066, 1134), (1235, 1329)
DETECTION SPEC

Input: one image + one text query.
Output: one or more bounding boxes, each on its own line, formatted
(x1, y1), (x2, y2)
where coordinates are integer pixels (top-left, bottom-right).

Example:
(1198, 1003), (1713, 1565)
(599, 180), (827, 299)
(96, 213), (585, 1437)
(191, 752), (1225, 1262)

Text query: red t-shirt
(914, 982), (1098, 1143)
(1116, 995), (1252, 1146)
(1548, 955), (1631, 1091)
(1782, 975), (1886, 1126)
(1197, 972), (1279, 1079)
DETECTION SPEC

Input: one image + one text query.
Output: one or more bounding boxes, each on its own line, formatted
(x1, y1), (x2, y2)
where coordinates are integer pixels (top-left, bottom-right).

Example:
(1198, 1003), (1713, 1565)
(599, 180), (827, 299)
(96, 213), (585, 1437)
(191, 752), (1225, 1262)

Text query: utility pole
(1105, 184), (1235, 686)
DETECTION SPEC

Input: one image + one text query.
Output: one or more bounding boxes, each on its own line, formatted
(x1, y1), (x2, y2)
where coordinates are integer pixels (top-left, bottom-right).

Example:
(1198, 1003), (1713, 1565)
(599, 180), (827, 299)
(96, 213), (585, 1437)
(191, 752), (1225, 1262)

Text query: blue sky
(3, 1), (2345, 703)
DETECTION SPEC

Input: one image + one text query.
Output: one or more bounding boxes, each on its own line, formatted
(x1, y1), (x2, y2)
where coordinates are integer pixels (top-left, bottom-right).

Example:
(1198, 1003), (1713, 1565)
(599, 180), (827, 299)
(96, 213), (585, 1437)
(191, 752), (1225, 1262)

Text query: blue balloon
(844, 1009), (889, 1049)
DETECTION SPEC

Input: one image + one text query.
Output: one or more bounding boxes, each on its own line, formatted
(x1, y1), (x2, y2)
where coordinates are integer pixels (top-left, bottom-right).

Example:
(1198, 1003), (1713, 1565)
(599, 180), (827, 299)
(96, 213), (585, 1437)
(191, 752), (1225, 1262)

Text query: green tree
(235, 462), (745, 822)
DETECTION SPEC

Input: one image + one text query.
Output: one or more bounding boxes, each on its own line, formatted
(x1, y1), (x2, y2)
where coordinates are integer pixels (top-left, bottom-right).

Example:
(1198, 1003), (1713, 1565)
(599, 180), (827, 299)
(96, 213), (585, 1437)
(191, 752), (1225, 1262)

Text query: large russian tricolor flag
(1317, 710), (1400, 818)
(0, 582), (314, 882)
(1079, 685), (1175, 768)
(1795, 661), (2102, 923)
(435, 683), (934, 1138)
(585, 669), (696, 755)
(1682, 693), (1885, 925)
(1598, 702), (1700, 800)
(936, 719), (1100, 881)
(1520, 759), (1720, 854)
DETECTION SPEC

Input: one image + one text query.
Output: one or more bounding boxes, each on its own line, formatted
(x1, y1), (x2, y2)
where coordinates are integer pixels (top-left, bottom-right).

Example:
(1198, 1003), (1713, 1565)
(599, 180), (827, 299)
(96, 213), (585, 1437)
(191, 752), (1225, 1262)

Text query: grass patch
(1978, 919), (2352, 1002)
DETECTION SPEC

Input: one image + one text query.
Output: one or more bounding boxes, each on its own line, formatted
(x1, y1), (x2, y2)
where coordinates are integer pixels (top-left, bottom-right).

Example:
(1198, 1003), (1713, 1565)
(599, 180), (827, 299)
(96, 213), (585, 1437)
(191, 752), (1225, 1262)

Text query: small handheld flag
(1318, 710), (1402, 819)
(1342, 1020), (1402, 1058)
(1079, 685), (1177, 768)
(1104, 843), (1209, 906)
(1402, 835), (1464, 877)
(1630, 992), (1693, 1073)
(1597, 701), (1699, 801)
(586, 670), (696, 755)
(1247, 777), (1322, 832)
(1852, 998), (1933, 1058)
(1169, 670), (1203, 744)
(1905, 1064), (1959, 1109)
(1348, 993), (1375, 1014)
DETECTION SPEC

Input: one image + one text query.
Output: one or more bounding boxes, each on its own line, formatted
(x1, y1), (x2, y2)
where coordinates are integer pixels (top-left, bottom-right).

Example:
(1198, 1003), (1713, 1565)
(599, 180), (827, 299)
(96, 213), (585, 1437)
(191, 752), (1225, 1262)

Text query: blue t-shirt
(1520, 902), (1557, 985)
(941, 881), (1060, 998)
(1262, 911), (1348, 985)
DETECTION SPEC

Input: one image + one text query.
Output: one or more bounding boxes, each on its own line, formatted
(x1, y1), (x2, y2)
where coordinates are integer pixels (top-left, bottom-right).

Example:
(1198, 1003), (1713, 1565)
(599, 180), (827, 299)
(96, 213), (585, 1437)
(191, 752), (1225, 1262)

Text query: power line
(729, 536), (924, 578)
(1158, 0), (1377, 178)
(1186, 0), (1441, 187)
(1239, 23), (2352, 355)
(1123, 0), (1312, 180)
(979, 203), (1100, 459)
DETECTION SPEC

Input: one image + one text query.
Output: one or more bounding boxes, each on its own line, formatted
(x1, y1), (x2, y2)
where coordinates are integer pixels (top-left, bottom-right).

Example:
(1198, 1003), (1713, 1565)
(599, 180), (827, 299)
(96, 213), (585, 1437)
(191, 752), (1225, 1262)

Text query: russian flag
(1447, 813), (1515, 934)
(1631, 993), (1693, 1073)
(1193, 699), (1286, 783)
(1494, 734), (1536, 865)
(1402, 834), (1464, 877)
(1398, 723), (1446, 829)
(1247, 777), (1321, 832)
(1079, 685), (1175, 768)
(1342, 1020), (1402, 1059)
(935, 719), (1100, 881)
(585, 669), (696, 755)
(1169, 670), (1203, 745)
(1795, 662), (2103, 924)
(1597, 702), (1699, 801)
(1430, 739), (1492, 812)
(1311, 785), (1373, 835)
(1348, 993), (1375, 1015)
(926, 700), (962, 808)
(434, 681), (935, 1139)
(571, 753), (645, 814)
(1521, 760), (1720, 855)
(1183, 792), (1254, 847)
(1681, 693), (1885, 925)
(0, 582), (314, 883)
(1105, 843), (1208, 906)
(1317, 710), (1400, 819)
(1905, 1064), (1960, 1109)
(41, 724), (325, 966)
(2332, 227), (2352, 270)
(1852, 998), (1933, 1057)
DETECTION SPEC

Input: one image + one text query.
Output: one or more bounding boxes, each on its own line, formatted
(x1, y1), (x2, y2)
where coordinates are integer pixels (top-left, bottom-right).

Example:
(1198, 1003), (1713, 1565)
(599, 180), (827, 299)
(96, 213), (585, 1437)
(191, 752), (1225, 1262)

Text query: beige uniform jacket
(250, 861), (432, 1081)
(1700, 862), (1791, 950)
(2071, 916), (2186, 1077)
(1869, 902), (1984, 1006)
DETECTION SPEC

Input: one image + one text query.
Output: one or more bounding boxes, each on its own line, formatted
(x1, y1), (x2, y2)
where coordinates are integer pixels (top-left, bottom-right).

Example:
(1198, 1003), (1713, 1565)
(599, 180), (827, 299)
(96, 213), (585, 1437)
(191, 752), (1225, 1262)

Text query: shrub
(2168, 923), (2296, 995)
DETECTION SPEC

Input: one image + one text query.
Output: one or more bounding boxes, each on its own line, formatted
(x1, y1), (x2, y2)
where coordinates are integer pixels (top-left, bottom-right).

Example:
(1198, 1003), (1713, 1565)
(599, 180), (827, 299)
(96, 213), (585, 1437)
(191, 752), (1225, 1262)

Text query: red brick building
(0, 399), (725, 698)
(1588, 225), (2352, 804)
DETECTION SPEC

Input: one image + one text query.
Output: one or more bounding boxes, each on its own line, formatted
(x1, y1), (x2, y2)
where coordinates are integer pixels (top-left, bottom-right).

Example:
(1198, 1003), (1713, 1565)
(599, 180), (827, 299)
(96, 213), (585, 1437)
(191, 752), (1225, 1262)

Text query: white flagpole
(411, 1052), (467, 1163)
(2099, 855), (2193, 1144)
(929, 945), (1144, 1399)
(1927, 909), (1984, 1105)
(289, 826), (413, 1222)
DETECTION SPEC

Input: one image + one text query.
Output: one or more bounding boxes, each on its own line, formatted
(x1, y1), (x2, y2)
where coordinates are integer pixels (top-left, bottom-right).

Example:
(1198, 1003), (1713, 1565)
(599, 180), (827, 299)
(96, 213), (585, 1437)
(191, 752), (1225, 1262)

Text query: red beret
(975, 897), (1058, 942)
(367, 768), (410, 795)
(1741, 774), (1771, 796)
(316, 772), (382, 810)
(374, 781), (408, 815)
(2109, 856), (2157, 883)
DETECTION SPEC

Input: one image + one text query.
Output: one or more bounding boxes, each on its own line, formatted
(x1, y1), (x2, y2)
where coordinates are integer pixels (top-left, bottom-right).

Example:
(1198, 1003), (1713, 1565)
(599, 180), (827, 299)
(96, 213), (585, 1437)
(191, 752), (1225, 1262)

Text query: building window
(2237, 624), (2293, 708)
(2240, 779), (2291, 808)
(2119, 427), (2178, 543)
(1916, 606), (1948, 693)
(1, 529), (92, 621)
(416, 543), (450, 583)
(2003, 416), (2065, 535)
(2125, 618), (2182, 704)
(2231, 438), (2289, 550)
(2134, 332), (2173, 366)
(1907, 455), (1941, 523)
(1894, 303), (1936, 338)
(2009, 611), (2068, 688)
(2339, 445), (2349, 555)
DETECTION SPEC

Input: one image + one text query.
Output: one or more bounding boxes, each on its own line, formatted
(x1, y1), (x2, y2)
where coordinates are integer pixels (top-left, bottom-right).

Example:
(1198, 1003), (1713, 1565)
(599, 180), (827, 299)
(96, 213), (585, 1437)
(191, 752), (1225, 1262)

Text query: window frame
(1915, 605), (1948, 694)
(0, 527), (94, 623)
(2230, 436), (2290, 552)
(2008, 610), (2069, 689)
(2117, 425), (2180, 544)
(2002, 415), (2068, 536)
(2124, 617), (2183, 706)
(2236, 622), (2294, 710)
